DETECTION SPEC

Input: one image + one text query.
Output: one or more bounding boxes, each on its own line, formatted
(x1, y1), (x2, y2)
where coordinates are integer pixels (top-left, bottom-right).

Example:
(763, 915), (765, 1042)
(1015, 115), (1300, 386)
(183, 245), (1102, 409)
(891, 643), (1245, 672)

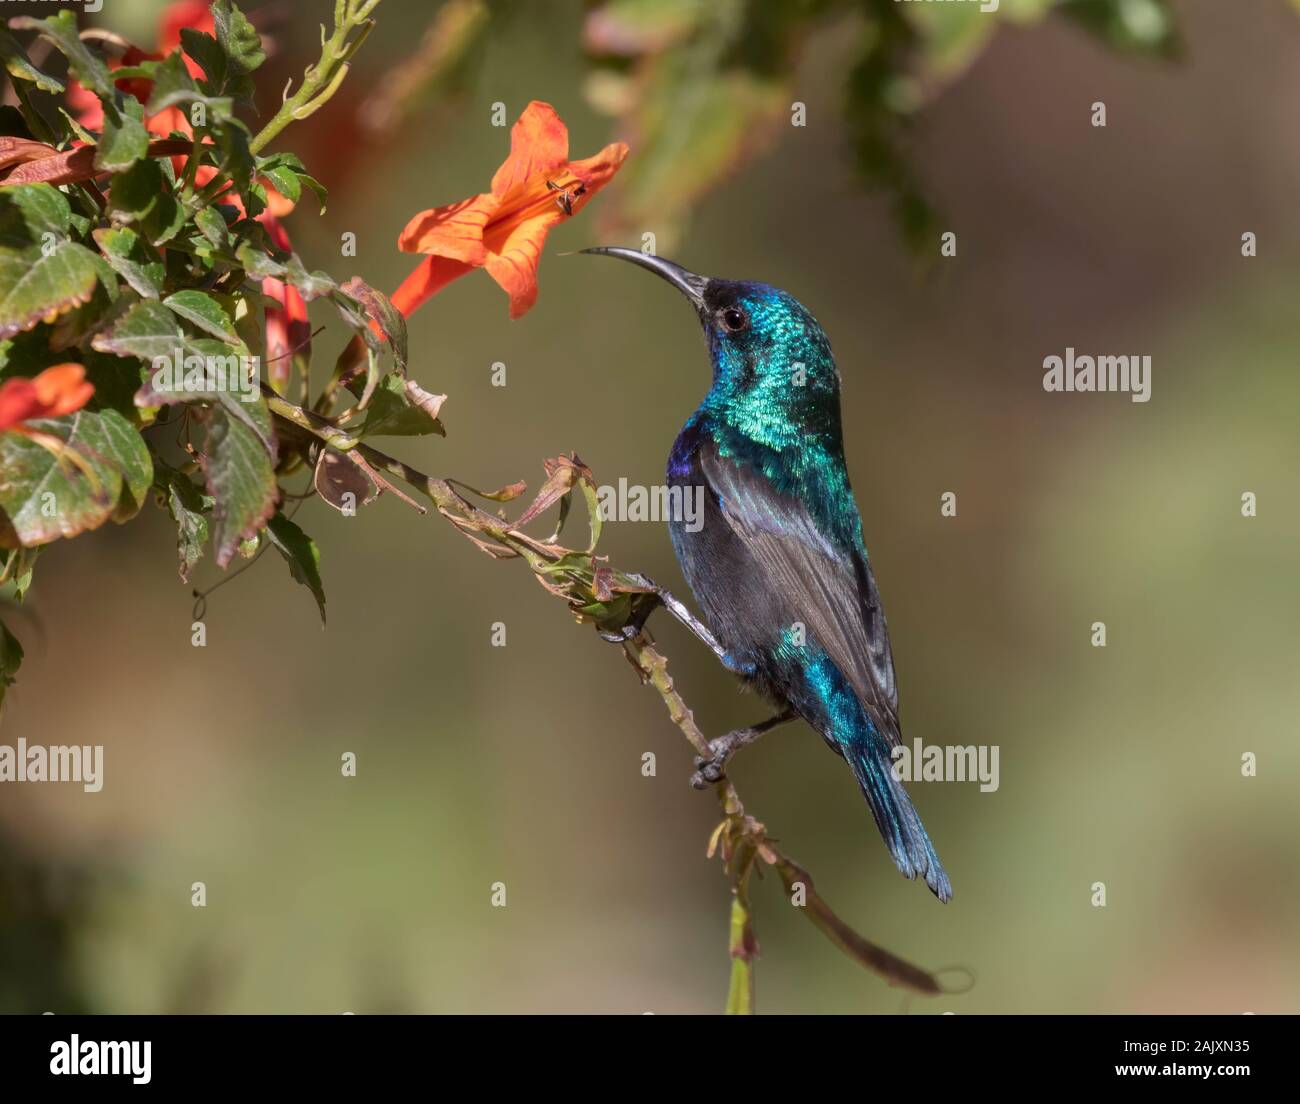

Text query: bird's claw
(597, 624), (640, 644)
(690, 751), (728, 789)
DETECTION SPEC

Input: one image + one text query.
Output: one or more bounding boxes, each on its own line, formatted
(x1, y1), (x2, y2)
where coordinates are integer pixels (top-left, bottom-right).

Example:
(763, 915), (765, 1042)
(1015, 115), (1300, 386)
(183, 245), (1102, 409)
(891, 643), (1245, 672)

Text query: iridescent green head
(582, 248), (842, 443)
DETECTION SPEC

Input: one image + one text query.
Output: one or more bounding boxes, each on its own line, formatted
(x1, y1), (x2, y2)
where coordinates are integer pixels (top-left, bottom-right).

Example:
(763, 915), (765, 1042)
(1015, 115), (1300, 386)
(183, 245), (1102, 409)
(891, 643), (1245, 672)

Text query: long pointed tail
(844, 737), (952, 902)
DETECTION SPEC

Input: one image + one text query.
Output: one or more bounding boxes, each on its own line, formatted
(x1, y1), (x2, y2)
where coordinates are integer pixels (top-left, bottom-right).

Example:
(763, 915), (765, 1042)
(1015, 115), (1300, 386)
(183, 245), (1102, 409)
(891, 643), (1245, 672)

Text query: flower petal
(33, 363), (95, 417)
(490, 101), (570, 198)
(0, 379), (37, 433)
(567, 141), (630, 214)
(482, 206), (563, 320)
(0, 363), (94, 431)
(389, 255), (476, 317)
(397, 193), (495, 262)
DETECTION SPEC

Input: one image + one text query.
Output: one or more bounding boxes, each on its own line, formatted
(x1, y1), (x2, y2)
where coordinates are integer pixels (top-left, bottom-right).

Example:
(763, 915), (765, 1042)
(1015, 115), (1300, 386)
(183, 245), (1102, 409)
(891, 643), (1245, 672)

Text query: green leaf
(58, 107), (98, 146)
(193, 206), (231, 250)
(96, 95), (150, 173)
(0, 616), (22, 712)
(0, 408), (153, 548)
(0, 24), (65, 94)
(1, 545), (39, 601)
(282, 256), (337, 301)
(212, 0), (267, 76)
(0, 235), (100, 341)
(92, 300), (274, 455)
(260, 163), (301, 204)
(163, 290), (245, 346)
(107, 159), (186, 246)
(10, 10), (112, 98)
(257, 152), (328, 213)
(211, 118), (255, 197)
(265, 512), (325, 626)
(360, 374), (446, 438)
(179, 28), (228, 93)
(154, 460), (211, 582)
(46, 249), (120, 352)
(90, 297), (193, 363)
(97, 408), (153, 520)
(0, 186), (102, 338)
(141, 50), (233, 122)
(93, 226), (166, 299)
(235, 240), (285, 280)
(199, 405), (277, 568)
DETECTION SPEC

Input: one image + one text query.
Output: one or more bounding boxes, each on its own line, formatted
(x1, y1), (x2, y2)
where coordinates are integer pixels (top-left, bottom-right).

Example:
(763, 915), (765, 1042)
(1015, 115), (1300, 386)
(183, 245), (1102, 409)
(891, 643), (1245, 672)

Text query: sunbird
(584, 247), (951, 902)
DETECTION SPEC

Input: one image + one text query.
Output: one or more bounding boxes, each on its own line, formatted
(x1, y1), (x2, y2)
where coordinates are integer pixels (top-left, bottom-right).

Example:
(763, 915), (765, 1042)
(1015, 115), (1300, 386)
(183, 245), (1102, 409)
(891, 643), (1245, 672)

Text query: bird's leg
(598, 572), (729, 664)
(691, 709), (798, 789)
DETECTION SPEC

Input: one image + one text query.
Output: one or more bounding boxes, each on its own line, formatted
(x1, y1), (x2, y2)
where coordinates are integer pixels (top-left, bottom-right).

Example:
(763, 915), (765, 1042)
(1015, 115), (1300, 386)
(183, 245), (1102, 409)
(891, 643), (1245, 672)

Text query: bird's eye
(720, 306), (748, 333)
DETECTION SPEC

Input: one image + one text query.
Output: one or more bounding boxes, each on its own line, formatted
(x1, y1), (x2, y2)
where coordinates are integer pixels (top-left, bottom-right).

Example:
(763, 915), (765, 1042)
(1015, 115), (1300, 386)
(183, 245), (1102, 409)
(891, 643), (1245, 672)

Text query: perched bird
(584, 247), (951, 902)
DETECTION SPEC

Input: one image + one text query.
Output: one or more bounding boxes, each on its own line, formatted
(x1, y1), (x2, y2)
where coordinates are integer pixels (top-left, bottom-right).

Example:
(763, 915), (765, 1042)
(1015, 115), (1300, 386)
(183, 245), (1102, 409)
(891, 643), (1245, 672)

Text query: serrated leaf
(97, 408), (153, 520)
(212, 119), (254, 196)
(93, 226), (166, 299)
(96, 96), (150, 172)
(199, 405), (277, 568)
(235, 240), (285, 280)
(265, 511), (325, 626)
(163, 290), (245, 346)
(260, 163), (301, 204)
(10, 10), (112, 98)
(107, 159), (186, 245)
(0, 240), (100, 340)
(92, 300), (274, 456)
(0, 408), (152, 547)
(154, 459), (210, 582)
(0, 25), (65, 94)
(257, 151), (328, 213)
(179, 28), (228, 92)
(141, 50), (235, 121)
(0, 185), (101, 337)
(193, 206), (230, 249)
(282, 256), (336, 301)
(212, 0), (267, 76)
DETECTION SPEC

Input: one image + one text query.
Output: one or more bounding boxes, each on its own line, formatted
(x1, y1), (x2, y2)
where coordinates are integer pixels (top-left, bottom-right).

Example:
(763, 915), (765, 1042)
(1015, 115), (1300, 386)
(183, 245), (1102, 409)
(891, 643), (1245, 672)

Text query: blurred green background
(3, 0), (1300, 1013)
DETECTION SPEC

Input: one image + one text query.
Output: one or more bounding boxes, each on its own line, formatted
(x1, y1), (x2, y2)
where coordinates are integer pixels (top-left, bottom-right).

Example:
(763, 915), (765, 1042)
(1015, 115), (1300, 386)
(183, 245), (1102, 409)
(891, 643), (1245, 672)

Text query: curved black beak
(580, 246), (709, 313)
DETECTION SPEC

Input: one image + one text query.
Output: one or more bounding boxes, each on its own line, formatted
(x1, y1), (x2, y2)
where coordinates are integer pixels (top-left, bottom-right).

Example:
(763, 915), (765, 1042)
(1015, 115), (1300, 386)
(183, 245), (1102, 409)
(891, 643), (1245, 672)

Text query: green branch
(249, 0), (380, 155)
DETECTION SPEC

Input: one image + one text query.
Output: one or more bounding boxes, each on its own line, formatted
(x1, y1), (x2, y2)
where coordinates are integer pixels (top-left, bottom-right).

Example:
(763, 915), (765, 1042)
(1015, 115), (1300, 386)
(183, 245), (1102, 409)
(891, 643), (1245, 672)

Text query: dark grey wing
(700, 443), (901, 744)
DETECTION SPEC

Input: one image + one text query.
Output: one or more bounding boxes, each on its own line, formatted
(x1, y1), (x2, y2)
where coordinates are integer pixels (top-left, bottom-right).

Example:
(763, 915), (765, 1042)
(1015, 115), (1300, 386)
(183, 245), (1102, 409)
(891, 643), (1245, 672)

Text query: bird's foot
(690, 710), (797, 789)
(596, 580), (661, 644)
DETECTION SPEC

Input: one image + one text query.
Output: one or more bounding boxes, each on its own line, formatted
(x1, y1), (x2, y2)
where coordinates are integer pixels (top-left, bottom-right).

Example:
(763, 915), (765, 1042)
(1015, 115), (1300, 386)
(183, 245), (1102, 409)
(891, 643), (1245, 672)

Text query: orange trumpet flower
(394, 100), (628, 319)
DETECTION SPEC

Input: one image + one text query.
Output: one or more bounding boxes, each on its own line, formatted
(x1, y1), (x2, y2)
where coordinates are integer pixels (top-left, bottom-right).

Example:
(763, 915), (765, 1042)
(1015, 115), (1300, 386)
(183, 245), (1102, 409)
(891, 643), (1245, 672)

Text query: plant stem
(249, 0), (381, 155)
